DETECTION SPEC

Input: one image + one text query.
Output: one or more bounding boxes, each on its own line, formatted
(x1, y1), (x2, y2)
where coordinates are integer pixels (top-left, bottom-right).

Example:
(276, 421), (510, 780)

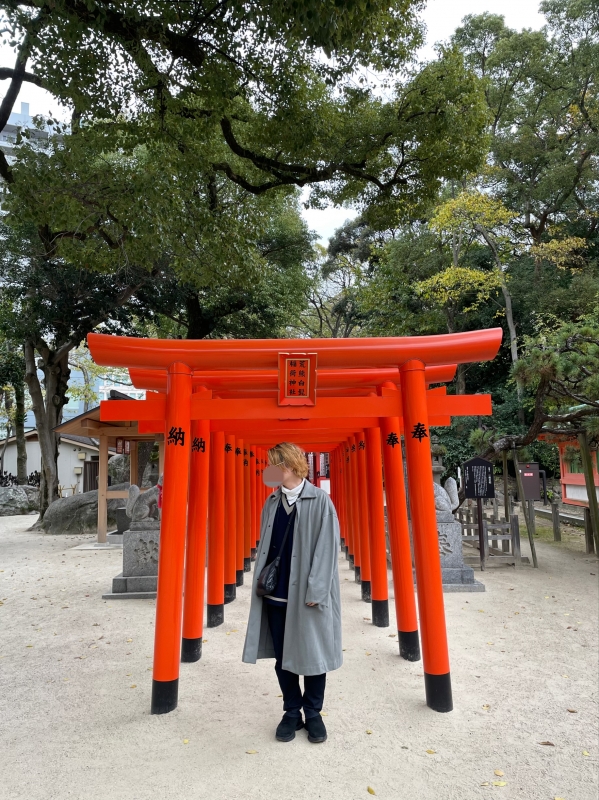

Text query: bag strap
(276, 504), (297, 558)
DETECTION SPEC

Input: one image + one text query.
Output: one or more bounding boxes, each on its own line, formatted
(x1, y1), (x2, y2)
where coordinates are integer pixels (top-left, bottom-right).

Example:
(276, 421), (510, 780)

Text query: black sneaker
(275, 713), (304, 742)
(304, 714), (327, 743)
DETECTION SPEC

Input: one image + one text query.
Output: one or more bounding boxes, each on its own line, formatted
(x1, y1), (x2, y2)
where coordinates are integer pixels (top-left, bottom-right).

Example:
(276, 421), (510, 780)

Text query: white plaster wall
(2, 439), (98, 494)
(564, 483), (599, 504)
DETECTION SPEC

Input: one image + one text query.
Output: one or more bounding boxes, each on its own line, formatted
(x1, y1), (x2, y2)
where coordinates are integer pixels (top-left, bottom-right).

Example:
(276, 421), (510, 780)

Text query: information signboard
(518, 462), (541, 501)
(463, 456), (495, 499)
(278, 352), (317, 406)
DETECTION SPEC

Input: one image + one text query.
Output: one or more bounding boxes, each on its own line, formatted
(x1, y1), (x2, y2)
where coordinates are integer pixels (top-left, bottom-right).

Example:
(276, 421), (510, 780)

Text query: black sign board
(518, 462), (541, 501)
(463, 457), (495, 499)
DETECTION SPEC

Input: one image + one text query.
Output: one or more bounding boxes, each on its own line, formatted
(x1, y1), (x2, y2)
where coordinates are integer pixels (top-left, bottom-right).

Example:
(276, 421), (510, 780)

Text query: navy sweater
(263, 496), (296, 607)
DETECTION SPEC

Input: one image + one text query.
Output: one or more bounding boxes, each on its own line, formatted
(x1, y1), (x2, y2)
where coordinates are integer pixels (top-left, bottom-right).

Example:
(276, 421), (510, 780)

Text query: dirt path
(1, 516), (597, 800)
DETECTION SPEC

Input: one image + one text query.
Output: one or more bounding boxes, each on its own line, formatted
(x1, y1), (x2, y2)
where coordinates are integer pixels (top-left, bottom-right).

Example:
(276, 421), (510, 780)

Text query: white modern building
(1, 430), (116, 496)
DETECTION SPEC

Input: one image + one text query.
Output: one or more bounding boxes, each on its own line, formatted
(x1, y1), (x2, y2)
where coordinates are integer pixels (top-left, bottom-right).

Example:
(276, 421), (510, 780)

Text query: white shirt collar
(281, 479), (305, 504)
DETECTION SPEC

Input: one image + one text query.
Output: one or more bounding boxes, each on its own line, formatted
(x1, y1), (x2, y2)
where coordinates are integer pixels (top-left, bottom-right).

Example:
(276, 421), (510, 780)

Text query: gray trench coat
(242, 481), (343, 676)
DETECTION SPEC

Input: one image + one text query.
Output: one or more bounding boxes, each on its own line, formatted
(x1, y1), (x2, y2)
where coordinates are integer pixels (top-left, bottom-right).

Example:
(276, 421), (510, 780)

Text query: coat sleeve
(304, 505), (340, 608)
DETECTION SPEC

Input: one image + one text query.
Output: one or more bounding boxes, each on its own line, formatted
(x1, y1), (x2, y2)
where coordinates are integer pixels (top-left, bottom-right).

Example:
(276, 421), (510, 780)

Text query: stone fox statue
(126, 475), (163, 525)
(433, 477), (459, 515)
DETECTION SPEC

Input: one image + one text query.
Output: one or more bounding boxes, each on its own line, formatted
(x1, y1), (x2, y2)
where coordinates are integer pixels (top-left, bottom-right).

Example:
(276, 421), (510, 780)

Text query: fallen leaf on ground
(367, 788), (376, 795)
(482, 704), (490, 710)
(388, 634), (396, 637)
(183, 739), (189, 744)
(246, 750), (258, 754)
(126, 638), (132, 642)
(582, 750), (590, 756)
(567, 709), (577, 713)
(366, 729), (373, 734)
(320, 712), (328, 716)
(426, 749), (436, 754)
(130, 684), (137, 688)
(554, 796), (566, 799)
(365, 652), (371, 656)
(494, 770), (504, 776)
(493, 781), (507, 787)
(539, 741), (554, 746)
(480, 782), (490, 787)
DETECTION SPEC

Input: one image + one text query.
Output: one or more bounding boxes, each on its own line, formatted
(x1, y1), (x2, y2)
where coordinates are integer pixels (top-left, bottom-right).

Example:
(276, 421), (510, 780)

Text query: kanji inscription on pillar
(167, 427), (186, 446)
(385, 432), (399, 448)
(411, 422), (428, 442)
(191, 437), (205, 453)
(278, 352), (317, 406)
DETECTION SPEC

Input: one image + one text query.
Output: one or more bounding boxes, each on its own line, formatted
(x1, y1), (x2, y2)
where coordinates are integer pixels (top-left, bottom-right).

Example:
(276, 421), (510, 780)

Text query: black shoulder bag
(256, 506), (297, 597)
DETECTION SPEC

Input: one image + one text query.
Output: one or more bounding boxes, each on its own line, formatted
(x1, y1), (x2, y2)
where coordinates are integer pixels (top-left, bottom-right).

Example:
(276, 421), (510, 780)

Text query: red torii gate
(88, 328), (502, 717)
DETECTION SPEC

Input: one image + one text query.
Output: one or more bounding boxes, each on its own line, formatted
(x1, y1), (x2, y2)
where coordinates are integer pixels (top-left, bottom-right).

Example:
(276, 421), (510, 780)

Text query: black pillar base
(181, 637), (202, 663)
(398, 629), (421, 662)
(372, 599), (389, 627)
(151, 678), (178, 714)
(207, 603), (224, 628)
(354, 565), (361, 584)
(244, 557), (252, 572)
(349, 554), (355, 570)
(251, 548), (257, 561)
(340, 537), (345, 548)
(224, 583), (236, 603)
(424, 672), (453, 712)
(236, 570), (244, 587)
(361, 580), (372, 602)
(344, 545), (349, 558)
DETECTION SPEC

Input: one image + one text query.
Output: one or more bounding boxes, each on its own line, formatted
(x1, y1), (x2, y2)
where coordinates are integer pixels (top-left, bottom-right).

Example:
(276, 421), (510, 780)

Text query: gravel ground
(0, 515), (597, 800)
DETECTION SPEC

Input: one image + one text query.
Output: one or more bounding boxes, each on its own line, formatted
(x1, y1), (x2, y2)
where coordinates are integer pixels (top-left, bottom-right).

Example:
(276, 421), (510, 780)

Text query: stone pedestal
(103, 520), (160, 599)
(411, 512), (485, 593)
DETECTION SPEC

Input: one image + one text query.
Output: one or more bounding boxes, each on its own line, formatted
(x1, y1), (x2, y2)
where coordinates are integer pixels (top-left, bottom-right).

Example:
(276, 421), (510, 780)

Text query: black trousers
(266, 603), (326, 719)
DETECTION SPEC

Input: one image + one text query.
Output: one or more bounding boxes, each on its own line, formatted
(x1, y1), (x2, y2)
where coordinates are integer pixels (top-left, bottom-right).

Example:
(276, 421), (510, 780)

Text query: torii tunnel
(87, 328), (502, 716)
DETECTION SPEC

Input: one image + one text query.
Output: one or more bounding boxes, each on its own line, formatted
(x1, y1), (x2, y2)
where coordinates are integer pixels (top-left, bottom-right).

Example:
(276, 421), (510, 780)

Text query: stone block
(122, 529), (159, 577)
(115, 507), (130, 534)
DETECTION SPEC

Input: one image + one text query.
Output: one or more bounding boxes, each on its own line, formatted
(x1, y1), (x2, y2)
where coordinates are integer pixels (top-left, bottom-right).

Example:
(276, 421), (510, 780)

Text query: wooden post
(477, 497), (486, 571)
(158, 438), (165, 478)
(243, 444), (252, 571)
(249, 446), (257, 558)
(129, 440), (138, 486)
(510, 514), (521, 567)
(551, 502), (561, 542)
(577, 433), (599, 555)
(584, 508), (595, 555)
(97, 435), (109, 544)
(400, 360), (452, 713)
(526, 499), (538, 567)
(512, 448), (538, 568)
(502, 450), (509, 522)
(344, 439), (356, 569)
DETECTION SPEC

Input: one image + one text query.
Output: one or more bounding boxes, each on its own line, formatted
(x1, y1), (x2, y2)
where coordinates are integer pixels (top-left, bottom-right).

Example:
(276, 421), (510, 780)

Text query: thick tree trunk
(456, 364), (466, 395)
(14, 381), (27, 483)
(24, 339), (71, 519)
(0, 422), (11, 475)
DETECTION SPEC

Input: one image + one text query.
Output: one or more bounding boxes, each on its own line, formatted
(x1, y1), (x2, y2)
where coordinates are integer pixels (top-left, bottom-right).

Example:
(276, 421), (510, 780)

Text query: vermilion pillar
(243, 445), (252, 570)
(151, 362), (192, 714)
(364, 426), (390, 628)
(356, 431), (372, 602)
(250, 447), (258, 555)
(207, 430), (225, 628)
(181, 415), (210, 663)
(349, 435), (362, 583)
(235, 438), (245, 586)
(400, 359), (452, 712)
(380, 413), (421, 662)
(224, 434), (237, 603)
(344, 440), (355, 569)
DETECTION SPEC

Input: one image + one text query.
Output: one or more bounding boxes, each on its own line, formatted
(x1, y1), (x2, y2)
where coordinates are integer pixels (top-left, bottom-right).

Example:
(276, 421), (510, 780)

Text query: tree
(0, 339), (27, 482)
(0, 222), (158, 515)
